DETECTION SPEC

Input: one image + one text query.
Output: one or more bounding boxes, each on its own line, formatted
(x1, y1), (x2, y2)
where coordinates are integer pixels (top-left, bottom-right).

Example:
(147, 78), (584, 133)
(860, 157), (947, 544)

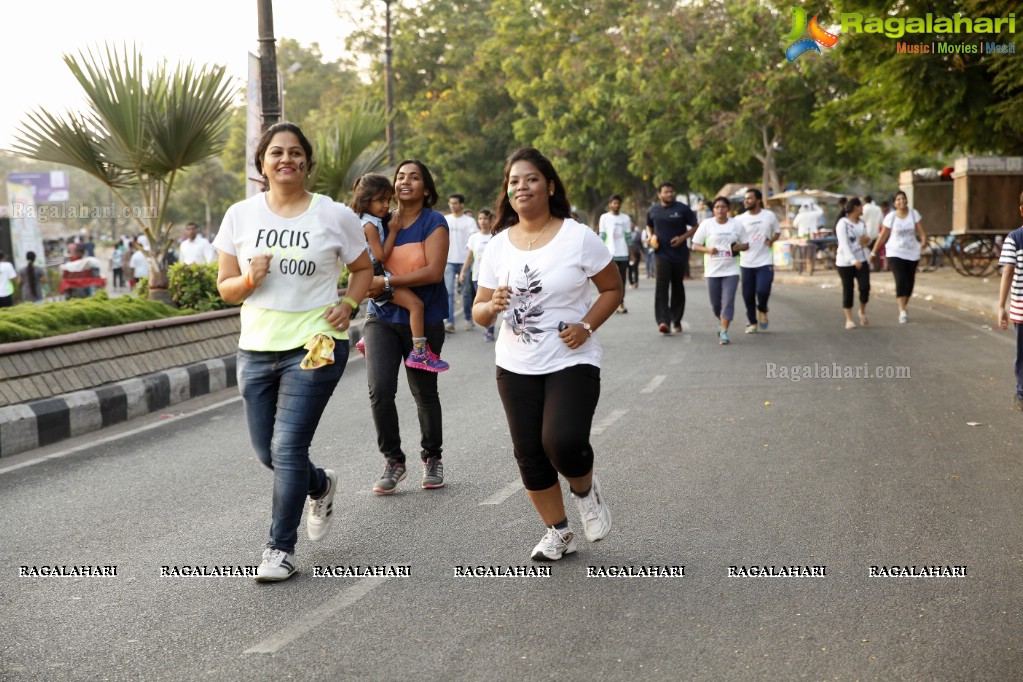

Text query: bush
(168, 262), (232, 312)
(132, 277), (149, 300)
(0, 292), (184, 343)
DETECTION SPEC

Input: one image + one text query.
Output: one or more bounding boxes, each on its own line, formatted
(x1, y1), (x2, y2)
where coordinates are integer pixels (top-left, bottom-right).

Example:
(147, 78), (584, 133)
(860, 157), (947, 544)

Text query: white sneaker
(898, 311), (909, 324)
(255, 547), (297, 582)
(571, 475), (612, 542)
(531, 526), (577, 561)
(307, 469), (337, 542)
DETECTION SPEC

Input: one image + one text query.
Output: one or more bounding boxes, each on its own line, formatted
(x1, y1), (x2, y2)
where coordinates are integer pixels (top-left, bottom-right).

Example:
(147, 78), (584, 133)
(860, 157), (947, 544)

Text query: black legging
(495, 364), (600, 490)
(836, 264), (870, 308)
(887, 257), (918, 298)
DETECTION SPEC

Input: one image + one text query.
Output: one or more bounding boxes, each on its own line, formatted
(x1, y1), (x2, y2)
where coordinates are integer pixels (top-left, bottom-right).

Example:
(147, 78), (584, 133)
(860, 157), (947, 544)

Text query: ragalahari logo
(784, 8), (839, 62)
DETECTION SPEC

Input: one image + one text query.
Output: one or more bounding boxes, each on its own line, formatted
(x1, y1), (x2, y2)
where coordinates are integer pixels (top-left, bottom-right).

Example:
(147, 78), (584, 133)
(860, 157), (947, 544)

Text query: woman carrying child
(350, 173), (449, 371)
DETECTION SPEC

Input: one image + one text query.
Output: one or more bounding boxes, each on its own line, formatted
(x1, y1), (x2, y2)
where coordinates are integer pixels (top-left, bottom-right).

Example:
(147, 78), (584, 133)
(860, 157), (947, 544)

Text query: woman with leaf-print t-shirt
(473, 147), (623, 564)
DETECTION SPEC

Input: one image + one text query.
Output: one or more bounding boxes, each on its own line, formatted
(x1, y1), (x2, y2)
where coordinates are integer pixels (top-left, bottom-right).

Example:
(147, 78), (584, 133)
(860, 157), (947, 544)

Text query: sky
(0, 0), (361, 150)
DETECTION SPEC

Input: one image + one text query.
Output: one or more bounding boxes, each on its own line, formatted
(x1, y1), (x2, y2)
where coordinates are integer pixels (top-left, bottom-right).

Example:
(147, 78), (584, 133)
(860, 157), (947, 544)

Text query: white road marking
(480, 479), (522, 506)
(0, 396), (243, 476)
(590, 409), (628, 436)
(244, 574), (395, 654)
(641, 375), (667, 394)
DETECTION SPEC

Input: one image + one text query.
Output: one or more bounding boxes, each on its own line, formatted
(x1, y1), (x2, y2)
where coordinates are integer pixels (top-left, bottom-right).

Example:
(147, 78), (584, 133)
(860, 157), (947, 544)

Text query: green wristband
(341, 296), (359, 310)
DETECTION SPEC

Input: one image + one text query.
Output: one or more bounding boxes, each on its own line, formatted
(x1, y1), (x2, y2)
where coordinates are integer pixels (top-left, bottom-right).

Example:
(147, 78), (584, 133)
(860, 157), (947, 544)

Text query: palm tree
(310, 101), (390, 201)
(10, 44), (236, 302)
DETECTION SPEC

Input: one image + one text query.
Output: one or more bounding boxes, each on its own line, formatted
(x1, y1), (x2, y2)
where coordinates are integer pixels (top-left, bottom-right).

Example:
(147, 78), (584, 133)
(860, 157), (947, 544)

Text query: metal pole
(383, 0), (395, 165)
(257, 0), (281, 132)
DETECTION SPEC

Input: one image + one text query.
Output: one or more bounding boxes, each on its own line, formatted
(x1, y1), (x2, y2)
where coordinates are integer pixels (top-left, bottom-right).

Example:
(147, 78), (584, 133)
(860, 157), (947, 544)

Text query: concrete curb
(0, 322), (365, 459)
(0, 356), (237, 458)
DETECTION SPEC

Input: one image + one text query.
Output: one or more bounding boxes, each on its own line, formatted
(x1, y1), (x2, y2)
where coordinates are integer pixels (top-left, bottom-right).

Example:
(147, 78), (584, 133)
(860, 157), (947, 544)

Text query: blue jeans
(237, 345), (348, 554)
(740, 265), (774, 324)
(462, 276), (478, 324)
(444, 262), (466, 323)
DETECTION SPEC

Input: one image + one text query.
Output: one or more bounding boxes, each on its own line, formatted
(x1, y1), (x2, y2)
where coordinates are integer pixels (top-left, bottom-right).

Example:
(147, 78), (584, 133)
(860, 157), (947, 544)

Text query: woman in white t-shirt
(473, 147), (622, 562)
(214, 122), (373, 582)
(870, 191), (926, 323)
(835, 197), (872, 329)
(690, 197), (749, 345)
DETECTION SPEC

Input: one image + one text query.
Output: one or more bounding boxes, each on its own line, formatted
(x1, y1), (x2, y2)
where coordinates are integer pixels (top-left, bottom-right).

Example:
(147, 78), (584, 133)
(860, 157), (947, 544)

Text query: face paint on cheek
(299, 162), (306, 172)
(507, 187), (514, 200)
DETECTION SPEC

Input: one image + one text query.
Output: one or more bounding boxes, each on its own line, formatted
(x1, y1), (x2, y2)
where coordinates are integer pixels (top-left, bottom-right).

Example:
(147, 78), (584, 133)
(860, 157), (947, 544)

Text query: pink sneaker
(355, 337), (366, 358)
(405, 344), (449, 373)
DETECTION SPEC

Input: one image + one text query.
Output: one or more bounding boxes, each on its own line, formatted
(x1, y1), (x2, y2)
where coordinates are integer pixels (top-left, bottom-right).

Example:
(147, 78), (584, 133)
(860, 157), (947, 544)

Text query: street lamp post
(257, 0), (282, 133)
(382, 0), (395, 165)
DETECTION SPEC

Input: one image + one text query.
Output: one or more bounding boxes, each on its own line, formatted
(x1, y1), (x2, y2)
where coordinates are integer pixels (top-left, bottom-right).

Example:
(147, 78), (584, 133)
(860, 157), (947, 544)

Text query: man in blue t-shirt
(646, 182), (698, 334)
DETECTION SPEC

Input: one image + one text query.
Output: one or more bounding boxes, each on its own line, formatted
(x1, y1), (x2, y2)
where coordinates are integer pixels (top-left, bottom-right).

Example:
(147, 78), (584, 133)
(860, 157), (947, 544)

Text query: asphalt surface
(2, 278), (1021, 681)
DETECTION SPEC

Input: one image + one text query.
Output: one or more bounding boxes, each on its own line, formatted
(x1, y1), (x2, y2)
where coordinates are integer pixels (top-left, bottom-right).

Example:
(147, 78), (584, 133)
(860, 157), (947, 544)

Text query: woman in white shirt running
(690, 197), (749, 345)
(835, 197), (872, 329)
(870, 191), (926, 323)
(473, 147), (622, 562)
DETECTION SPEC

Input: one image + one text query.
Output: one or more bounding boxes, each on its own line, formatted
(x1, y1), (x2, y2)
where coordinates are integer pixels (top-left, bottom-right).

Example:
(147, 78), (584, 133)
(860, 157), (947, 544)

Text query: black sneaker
(373, 459), (407, 495)
(1014, 394), (1023, 412)
(421, 457), (445, 489)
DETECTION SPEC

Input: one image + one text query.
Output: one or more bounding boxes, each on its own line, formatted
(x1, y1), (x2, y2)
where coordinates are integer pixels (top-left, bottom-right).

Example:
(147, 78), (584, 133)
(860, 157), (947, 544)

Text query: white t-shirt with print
(466, 231), (492, 281)
(882, 209), (923, 261)
(835, 217), (870, 267)
(692, 218), (747, 278)
(598, 212), (632, 259)
(446, 214), (476, 263)
(736, 210), (780, 268)
(214, 192), (365, 312)
(477, 219), (611, 375)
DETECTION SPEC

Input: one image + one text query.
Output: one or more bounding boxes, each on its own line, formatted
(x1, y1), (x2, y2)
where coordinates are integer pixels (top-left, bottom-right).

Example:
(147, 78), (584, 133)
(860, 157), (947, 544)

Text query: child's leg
(392, 287), (426, 339)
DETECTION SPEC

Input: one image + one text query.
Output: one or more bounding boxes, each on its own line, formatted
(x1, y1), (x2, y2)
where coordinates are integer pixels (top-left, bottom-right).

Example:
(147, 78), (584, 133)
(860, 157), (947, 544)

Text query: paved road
(2, 280), (1021, 680)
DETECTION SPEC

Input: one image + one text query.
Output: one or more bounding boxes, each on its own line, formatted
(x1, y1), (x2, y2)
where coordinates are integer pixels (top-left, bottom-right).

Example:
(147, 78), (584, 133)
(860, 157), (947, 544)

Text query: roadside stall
(766, 189), (846, 274)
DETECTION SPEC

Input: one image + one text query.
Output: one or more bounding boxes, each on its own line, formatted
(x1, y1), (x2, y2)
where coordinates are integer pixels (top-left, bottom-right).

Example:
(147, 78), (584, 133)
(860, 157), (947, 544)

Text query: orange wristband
(243, 271), (255, 289)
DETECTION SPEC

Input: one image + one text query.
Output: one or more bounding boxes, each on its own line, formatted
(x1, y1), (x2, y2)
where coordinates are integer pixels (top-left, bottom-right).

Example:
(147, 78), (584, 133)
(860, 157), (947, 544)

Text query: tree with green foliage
(310, 101), (391, 201)
(11, 45), (236, 303)
(828, 0), (1023, 155)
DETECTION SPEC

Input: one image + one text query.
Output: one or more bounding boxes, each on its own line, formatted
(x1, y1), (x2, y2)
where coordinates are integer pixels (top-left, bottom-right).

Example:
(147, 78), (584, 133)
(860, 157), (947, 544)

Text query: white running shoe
(531, 526), (577, 561)
(255, 547), (297, 582)
(898, 311), (909, 324)
(571, 475), (612, 542)
(307, 469), (337, 542)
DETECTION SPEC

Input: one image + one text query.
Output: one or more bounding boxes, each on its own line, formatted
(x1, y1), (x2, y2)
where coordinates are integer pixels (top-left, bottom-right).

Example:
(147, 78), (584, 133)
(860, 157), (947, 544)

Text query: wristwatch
(383, 275), (392, 292)
(581, 322), (592, 335)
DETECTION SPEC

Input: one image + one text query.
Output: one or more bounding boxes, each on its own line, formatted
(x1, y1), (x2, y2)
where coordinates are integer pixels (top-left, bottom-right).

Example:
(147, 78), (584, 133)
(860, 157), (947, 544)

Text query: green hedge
(168, 262), (234, 312)
(0, 291), (184, 343)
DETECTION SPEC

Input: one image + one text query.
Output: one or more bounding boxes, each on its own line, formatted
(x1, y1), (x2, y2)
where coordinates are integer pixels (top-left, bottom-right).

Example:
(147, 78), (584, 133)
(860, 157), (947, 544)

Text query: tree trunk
(146, 258), (175, 306)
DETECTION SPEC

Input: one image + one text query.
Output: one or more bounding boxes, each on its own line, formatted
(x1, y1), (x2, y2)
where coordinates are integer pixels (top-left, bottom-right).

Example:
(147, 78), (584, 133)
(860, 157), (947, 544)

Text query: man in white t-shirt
(598, 194), (633, 314)
(128, 241), (150, 287)
(793, 204), (817, 238)
(444, 194), (477, 332)
(736, 189), (781, 333)
(862, 195), (883, 270)
(179, 222), (217, 265)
